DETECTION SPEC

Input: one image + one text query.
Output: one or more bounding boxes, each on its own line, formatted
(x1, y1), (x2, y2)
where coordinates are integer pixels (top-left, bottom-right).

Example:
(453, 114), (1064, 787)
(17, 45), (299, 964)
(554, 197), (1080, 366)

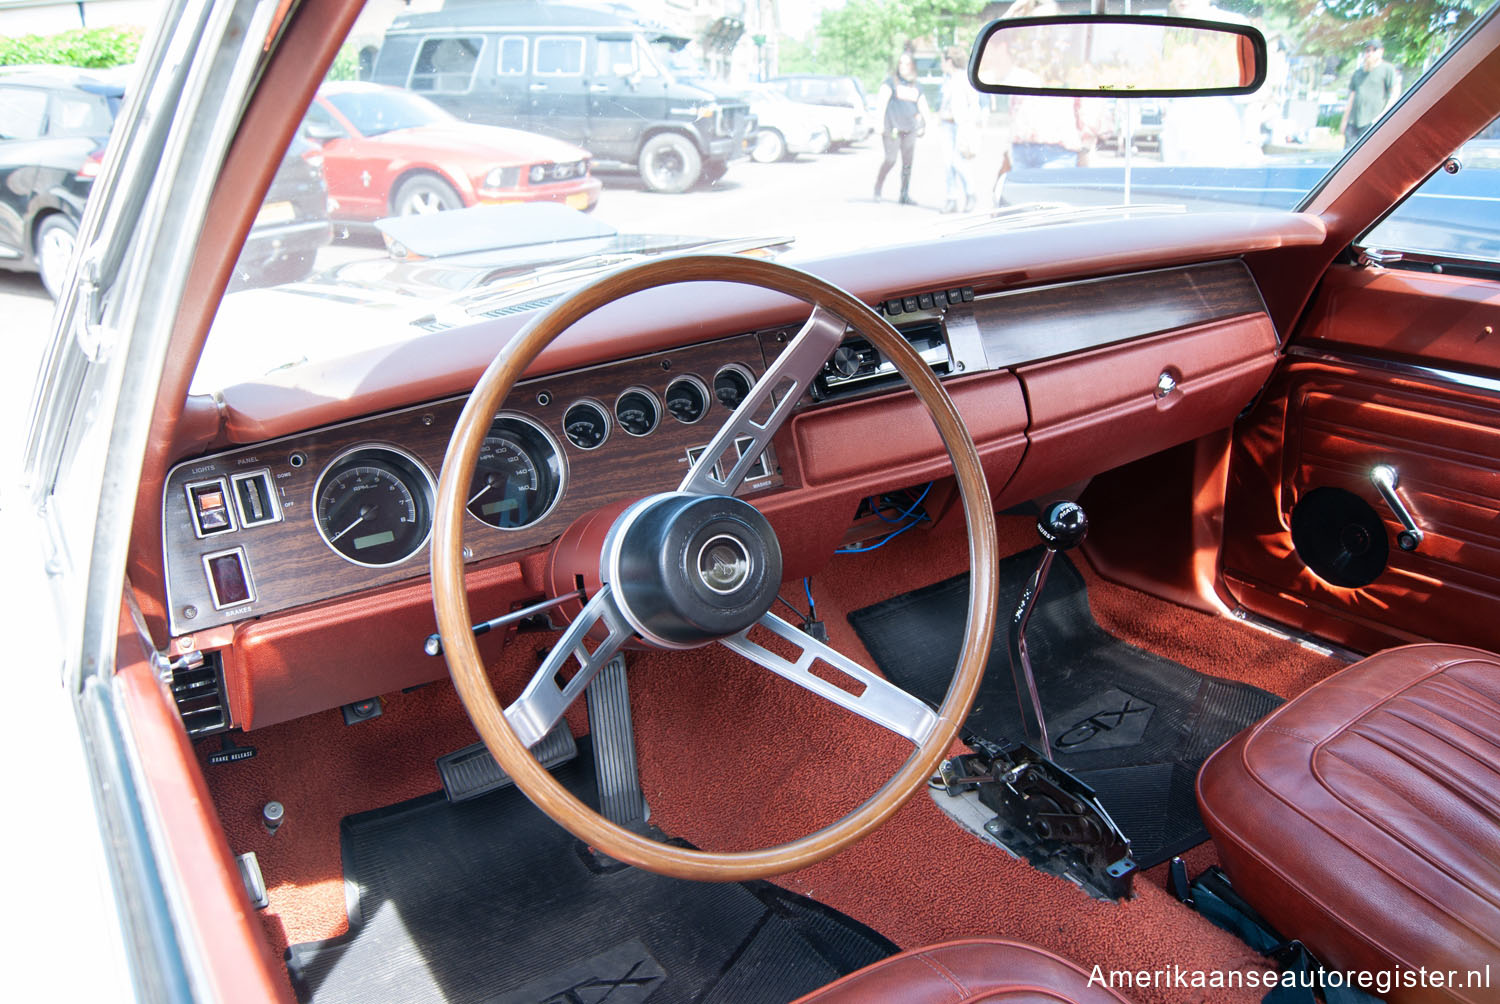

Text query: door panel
(1294, 266), (1500, 380)
(1223, 265), (1500, 654)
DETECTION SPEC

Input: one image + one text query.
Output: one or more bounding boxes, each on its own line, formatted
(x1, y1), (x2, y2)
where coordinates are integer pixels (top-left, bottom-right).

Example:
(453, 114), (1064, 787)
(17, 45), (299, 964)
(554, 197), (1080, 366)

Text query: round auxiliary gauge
(314, 446), (434, 567)
(664, 375), (710, 425)
(563, 399), (610, 450)
(466, 415), (564, 529)
(713, 364), (754, 410)
(615, 387), (660, 437)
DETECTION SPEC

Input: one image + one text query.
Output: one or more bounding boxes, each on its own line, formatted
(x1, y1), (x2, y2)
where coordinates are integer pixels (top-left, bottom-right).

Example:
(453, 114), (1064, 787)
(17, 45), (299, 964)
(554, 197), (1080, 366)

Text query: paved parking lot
(2, 271), (58, 485)
(3, 125), (1016, 473)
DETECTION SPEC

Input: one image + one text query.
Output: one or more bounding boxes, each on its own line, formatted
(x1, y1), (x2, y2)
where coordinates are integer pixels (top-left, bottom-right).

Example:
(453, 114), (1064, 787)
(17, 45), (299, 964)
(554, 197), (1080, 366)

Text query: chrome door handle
(1370, 465), (1423, 551)
(529, 83), (547, 92)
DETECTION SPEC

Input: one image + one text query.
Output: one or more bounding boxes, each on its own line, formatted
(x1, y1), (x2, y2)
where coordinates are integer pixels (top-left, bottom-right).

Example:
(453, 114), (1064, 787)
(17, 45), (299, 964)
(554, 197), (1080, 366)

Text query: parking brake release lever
(1370, 465), (1423, 552)
(1008, 501), (1088, 755)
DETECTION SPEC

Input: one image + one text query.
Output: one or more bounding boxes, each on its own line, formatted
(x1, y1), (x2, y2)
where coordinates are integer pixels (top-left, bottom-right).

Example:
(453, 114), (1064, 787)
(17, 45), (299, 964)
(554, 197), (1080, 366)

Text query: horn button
(604, 493), (782, 648)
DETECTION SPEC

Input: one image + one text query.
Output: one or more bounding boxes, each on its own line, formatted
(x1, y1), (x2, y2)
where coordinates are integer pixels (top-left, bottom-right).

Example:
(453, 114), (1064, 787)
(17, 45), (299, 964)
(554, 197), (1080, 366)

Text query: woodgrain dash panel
(162, 334), (779, 634)
(973, 259), (1266, 367)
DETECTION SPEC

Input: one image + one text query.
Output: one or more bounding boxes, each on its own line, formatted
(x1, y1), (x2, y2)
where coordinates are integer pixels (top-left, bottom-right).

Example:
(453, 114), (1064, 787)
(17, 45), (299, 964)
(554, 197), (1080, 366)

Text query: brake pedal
(436, 723), (577, 802)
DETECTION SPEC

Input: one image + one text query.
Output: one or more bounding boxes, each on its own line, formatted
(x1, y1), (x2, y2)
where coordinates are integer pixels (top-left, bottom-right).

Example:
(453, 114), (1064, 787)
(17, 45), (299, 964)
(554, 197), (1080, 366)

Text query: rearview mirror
(969, 14), (1266, 98)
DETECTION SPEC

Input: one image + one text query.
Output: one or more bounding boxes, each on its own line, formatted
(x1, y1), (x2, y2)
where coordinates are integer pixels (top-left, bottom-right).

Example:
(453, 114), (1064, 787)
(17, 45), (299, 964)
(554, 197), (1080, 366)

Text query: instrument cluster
(161, 336), (782, 635)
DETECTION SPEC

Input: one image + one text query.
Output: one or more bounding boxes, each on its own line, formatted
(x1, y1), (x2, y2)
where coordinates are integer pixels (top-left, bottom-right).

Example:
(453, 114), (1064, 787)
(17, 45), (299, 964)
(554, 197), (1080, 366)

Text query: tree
(1260, 0), (1488, 75)
(794, 0), (990, 90)
(0, 25), (143, 68)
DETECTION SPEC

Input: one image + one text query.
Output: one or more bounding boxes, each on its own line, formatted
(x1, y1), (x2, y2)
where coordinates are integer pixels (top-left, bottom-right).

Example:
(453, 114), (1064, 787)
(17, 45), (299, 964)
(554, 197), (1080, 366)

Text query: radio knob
(831, 345), (862, 378)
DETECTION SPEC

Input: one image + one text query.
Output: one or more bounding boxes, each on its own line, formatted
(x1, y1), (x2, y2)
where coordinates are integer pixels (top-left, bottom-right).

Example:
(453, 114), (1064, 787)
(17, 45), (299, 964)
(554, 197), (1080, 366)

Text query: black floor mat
(848, 549), (1282, 869)
(285, 739), (895, 1004)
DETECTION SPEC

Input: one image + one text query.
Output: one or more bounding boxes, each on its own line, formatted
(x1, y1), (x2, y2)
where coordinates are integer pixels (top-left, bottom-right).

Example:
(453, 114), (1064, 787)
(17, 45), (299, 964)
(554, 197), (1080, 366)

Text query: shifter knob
(1037, 500), (1087, 552)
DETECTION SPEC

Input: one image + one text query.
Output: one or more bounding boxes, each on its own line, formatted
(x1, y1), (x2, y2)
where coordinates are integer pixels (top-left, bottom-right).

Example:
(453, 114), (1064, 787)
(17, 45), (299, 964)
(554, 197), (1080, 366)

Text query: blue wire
(836, 516), (923, 554)
(803, 576), (816, 619)
(869, 482), (933, 523)
(840, 480), (930, 552)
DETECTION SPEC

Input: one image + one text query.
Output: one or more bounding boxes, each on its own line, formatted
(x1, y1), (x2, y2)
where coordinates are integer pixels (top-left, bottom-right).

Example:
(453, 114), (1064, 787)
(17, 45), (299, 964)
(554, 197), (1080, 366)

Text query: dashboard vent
(477, 295), (561, 319)
(810, 318), (952, 402)
(172, 650), (230, 738)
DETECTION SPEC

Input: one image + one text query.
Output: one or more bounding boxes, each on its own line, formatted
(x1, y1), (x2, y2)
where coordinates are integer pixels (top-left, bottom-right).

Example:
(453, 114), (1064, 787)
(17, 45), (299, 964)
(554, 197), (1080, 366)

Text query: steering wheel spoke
(679, 305), (846, 497)
(504, 585), (634, 748)
(435, 255), (997, 881)
(723, 611), (939, 745)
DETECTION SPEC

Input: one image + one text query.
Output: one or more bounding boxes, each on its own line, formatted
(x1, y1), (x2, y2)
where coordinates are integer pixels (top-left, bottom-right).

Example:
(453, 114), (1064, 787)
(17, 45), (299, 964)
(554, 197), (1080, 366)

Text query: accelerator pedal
(587, 653), (649, 828)
(437, 723), (577, 803)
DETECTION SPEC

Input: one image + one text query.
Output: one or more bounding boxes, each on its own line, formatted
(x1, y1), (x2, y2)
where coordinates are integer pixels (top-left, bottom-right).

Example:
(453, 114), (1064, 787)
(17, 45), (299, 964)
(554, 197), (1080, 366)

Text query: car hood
(193, 213), (792, 395)
(370, 123), (590, 164)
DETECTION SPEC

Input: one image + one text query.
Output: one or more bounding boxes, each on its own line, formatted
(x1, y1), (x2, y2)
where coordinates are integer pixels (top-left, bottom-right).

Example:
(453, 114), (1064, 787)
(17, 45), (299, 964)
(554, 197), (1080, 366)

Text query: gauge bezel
(561, 397), (612, 451)
(664, 374), (712, 426)
(712, 363), (756, 411)
(465, 412), (569, 532)
(614, 386), (662, 438)
(312, 443), (437, 568)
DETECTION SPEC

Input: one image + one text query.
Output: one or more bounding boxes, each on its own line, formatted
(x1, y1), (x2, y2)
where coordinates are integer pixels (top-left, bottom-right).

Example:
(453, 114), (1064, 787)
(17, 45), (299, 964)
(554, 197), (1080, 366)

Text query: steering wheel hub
(604, 492), (783, 648)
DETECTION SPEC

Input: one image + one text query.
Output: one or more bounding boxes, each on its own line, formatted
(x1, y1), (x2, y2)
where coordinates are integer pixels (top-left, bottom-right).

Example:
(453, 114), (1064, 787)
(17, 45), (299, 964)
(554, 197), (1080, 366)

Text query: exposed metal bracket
(1370, 465), (1423, 551)
(150, 648), (203, 687)
(1358, 248), (1403, 268)
(933, 739), (1136, 901)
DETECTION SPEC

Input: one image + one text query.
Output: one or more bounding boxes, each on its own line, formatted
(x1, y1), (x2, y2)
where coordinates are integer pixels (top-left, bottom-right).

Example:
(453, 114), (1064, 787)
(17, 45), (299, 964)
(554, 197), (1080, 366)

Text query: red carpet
(199, 505), (1340, 1003)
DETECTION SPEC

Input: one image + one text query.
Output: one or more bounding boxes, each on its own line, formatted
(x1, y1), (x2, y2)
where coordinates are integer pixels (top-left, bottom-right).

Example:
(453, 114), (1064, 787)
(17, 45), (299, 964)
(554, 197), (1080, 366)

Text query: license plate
(255, 201), (295, 226)
(565, 192), (590, 210)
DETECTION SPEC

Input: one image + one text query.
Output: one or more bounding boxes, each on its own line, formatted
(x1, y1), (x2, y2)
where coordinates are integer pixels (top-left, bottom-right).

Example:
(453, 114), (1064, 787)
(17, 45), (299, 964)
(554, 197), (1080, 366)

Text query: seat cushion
(1198, 643), (1500, 1001)
(790, 938), (1132, 1003)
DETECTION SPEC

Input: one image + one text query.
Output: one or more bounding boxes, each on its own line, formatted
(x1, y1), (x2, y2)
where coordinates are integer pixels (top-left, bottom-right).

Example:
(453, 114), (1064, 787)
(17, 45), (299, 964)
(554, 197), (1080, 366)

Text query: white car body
(765, 75), (875, 146)
(747, 91), (832, 162)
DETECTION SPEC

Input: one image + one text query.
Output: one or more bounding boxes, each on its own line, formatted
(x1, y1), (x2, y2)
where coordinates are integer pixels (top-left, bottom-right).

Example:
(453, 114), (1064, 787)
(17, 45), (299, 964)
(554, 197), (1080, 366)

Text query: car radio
(811, 318), (953, 400)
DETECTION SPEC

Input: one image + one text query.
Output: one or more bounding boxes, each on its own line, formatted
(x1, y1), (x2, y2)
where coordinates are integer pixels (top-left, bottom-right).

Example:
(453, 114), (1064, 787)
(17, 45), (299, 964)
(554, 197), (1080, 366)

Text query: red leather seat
(1199, 643), (1500, 1002)
(791, 938), (1132, 1003)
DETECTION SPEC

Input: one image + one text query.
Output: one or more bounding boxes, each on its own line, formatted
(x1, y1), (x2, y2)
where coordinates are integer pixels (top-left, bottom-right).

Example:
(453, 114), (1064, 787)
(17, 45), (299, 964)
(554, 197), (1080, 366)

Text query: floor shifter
(1008, 500), (1088, 753)
(933, 501), (1138, 900)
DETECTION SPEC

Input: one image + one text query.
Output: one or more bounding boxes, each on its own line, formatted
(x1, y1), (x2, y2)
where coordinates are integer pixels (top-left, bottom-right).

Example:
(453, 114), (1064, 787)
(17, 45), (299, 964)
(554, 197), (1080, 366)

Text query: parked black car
(372, 1), (755, 193)
(0, 65), (331, 297)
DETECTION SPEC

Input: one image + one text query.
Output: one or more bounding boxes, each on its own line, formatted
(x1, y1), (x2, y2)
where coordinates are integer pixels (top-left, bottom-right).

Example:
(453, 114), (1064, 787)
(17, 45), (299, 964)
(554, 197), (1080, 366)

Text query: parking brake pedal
(588, 653), (648, 828)
(437, 723), (577, 803)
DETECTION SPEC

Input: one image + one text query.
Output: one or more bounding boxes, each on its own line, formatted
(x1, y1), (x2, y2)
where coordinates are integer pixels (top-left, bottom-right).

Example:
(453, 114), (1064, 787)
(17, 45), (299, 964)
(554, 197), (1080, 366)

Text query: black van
(373, 1), (753, 193)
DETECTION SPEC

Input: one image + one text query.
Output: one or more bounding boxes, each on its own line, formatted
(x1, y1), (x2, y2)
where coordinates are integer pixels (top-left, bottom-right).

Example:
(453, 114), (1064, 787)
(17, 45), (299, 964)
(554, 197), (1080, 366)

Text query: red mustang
(303, 81), (601, 221)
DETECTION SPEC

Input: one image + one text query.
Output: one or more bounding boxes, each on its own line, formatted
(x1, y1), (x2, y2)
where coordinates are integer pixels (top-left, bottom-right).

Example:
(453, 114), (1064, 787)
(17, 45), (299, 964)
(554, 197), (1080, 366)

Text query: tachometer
(466, 415), (565, 529)
(314, 446), (434, 566)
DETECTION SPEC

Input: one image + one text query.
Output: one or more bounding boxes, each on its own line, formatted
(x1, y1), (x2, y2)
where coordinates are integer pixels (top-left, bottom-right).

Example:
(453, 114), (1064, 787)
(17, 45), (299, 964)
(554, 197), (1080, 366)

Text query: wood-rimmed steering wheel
(432, 255), (997, 881)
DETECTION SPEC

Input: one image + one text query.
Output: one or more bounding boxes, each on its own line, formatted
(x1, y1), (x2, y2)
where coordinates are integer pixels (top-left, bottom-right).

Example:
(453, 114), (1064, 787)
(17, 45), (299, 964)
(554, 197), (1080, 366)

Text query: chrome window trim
(1286, 345), (1500, 397)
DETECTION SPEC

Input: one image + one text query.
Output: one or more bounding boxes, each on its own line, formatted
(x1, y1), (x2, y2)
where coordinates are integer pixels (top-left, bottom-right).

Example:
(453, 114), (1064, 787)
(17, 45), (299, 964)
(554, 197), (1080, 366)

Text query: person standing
(938, 47), (983, 213)
(1340, 40), (1398, 149)
(873, 50), (930, 205)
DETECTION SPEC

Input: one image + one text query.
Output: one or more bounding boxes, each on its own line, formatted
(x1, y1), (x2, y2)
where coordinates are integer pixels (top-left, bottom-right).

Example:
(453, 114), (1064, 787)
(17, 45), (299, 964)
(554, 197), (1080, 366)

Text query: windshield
(326, 88), (450, 135)
(196, 0), (1500, 393)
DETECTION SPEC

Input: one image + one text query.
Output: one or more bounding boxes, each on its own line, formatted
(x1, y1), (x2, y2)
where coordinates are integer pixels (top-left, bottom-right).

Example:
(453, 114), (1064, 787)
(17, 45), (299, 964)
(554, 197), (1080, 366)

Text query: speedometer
(466, 415), (565, 529)
(314, 446), (435, 567)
